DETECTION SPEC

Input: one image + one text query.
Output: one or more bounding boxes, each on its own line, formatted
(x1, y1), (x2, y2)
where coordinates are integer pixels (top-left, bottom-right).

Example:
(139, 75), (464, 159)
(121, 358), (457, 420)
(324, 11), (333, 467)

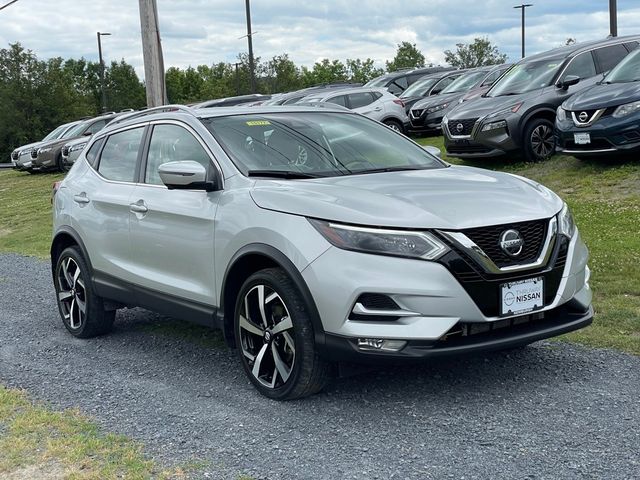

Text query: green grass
(416, 136), (640, 355)
(0, 385), (204, 479)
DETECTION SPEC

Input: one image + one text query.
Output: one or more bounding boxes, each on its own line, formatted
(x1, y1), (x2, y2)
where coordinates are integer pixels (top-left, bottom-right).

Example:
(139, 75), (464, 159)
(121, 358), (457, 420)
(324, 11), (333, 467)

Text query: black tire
(383, 119), (404, 134)
(524, 118), (556, 162)
(234, 268), (332, 400)
(56, 153), (69, 173)
(54, 246), (115, 338)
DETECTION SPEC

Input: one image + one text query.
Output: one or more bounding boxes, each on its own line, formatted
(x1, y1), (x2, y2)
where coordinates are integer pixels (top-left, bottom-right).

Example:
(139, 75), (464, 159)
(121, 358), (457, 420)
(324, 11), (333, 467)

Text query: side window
(482, 70), (502, 87)
(86, 120), (107, 135)
(387, 76), (408, 95)
(594, 44), (629, 73)
(347, 92), (375, 109)
(432, 76), (455, 94)
(372, 91), (383, 100)
(97, 127), (145, 182)
(562, 52), (597, 80)
(145, 124), (211, 185)
(85, 138), (105, 167)
(625, 41), (639, 52)
(407, 73), (424, 86)
(326, 95), (347, 107)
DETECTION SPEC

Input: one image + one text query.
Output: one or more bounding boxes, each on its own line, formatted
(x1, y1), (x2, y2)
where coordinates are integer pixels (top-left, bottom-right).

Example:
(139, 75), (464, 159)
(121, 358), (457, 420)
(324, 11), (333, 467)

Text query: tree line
(0, 38), (506, 162)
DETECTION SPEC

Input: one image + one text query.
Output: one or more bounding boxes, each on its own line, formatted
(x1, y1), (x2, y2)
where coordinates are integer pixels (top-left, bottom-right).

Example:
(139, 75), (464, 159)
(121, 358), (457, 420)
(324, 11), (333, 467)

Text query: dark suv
(444, 36), (640, 162)
(365, 67), (455, 96)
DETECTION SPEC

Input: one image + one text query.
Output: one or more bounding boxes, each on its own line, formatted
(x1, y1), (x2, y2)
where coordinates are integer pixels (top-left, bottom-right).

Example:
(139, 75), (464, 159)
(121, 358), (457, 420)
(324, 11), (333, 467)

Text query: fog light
(357, 338), (407, 352)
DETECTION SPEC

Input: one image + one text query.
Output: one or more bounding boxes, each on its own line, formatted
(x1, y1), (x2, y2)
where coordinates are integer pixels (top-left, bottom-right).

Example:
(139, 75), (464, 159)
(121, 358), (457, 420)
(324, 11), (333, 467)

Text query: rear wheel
(524, 118), (555, 162)
(234, 268), (332, 400)
(383, 119), (404, 134)
(54, 246), (115, 338)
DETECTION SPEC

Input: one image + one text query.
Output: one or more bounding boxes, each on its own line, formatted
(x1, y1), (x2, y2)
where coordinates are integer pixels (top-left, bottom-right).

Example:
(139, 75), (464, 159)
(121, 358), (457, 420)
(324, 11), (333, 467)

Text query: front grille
(30, 149), (38, 159)
(411, 109), (424, 118)
(61, 146), (70, 157)
(11, 151), (18, 160)
(462, 219), (548, 268)
(447, 118), (477, 136)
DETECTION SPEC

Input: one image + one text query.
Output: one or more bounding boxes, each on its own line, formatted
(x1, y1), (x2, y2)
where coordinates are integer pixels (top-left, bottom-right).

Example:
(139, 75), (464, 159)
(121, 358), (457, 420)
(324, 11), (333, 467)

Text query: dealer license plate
(574, 132), (591, 145)
(501, 277), (544, 316)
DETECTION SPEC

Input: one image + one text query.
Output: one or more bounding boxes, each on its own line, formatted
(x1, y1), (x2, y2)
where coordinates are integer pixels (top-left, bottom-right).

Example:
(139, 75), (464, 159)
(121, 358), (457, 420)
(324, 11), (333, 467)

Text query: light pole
(609, 0), (618, 37)
(513, 4), (533, 59)
(97, 32), (111, 112)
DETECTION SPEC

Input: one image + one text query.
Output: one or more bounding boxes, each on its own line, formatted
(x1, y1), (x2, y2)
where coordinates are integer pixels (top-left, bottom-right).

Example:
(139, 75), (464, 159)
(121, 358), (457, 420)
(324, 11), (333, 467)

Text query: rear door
(347, 92), (382, 120)
(593, 43), (631, 74)
(127, 122), (221, 306)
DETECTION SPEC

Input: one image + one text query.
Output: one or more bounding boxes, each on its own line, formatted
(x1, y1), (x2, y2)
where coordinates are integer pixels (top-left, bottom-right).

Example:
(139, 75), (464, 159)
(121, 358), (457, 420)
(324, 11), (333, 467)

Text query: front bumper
(304, 228), (591, 363)
(408, 112), (446, 134)
(443, 116), (520, 159)
(556, 114), (640, 156)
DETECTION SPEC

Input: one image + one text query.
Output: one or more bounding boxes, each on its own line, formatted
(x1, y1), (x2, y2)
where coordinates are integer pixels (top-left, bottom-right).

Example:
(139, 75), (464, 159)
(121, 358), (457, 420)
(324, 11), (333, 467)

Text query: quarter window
(562, 52), (597, 80)
(347, 92), (375, 109)
(97, 127), (145, 182)
(593, 44), (629, 73)
(85, 138), (104, 167)
(145, 124), (211, 185)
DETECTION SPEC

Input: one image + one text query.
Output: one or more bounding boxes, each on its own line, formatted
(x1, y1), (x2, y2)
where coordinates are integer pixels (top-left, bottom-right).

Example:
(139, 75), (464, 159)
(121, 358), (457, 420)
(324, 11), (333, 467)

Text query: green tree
(265, 54), (302, 93)
(386, 42), (426, 72)
(444, 37), (507, 68)
(301, 59), (348, 87)
(105, 60), (146, 111)
(346, 58), (384, 84)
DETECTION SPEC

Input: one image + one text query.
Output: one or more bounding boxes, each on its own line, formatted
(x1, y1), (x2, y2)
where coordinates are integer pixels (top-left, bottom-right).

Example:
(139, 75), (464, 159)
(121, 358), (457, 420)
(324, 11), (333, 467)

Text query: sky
(1, 0), (640, 79)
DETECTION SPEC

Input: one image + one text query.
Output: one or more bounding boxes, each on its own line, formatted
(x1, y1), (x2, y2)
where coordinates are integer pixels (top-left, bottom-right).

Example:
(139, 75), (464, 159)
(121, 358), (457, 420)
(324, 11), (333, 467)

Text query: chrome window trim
(555, 41), (632, 82)
(437, 217), (558, 274)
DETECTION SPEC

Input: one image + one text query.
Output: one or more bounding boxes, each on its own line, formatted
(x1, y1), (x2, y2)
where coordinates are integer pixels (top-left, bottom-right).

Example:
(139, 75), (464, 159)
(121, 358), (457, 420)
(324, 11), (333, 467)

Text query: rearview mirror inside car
(556, 75), (580, 90)
(158, 161), (217, 191)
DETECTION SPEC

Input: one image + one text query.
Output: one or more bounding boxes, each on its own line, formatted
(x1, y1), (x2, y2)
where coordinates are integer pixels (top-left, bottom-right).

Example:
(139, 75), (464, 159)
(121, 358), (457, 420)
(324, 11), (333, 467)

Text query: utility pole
(514, 4), (533, 59)
(609, 0), (618, 37)
(97, 32), (111, 113)
(138, 0), (167, 107)
(244, 0), (256, 93)
(234, 62), (241, 95)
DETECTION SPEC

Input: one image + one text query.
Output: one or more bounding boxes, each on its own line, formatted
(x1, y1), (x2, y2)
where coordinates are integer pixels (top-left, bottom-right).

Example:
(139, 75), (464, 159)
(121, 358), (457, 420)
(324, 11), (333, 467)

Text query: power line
(0, 0), (20, 12)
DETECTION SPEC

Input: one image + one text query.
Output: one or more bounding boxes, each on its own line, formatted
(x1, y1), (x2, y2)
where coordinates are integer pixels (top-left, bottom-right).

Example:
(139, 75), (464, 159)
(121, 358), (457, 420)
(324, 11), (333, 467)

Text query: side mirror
(556, 75), (580, 90)
(423, 145), (442, 158)
(82, 131), (93, 137)
(158, 161), (217, 191)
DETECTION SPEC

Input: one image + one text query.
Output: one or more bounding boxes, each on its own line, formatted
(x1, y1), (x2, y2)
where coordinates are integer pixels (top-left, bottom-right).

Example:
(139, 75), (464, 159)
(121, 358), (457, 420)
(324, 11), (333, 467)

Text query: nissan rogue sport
(51, 105), (593, 399)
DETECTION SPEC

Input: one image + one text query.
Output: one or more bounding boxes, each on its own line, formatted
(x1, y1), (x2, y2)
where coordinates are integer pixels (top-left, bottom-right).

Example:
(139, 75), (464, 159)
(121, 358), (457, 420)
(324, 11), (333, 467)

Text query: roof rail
(110, 104), (195, 126)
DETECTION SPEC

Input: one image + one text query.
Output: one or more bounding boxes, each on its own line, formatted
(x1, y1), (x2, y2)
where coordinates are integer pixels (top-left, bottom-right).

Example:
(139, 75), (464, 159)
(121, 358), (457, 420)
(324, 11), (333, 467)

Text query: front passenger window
(145, 124), (211, 185)
(97, 127), (145, 182)
(562, 52), (596, 81)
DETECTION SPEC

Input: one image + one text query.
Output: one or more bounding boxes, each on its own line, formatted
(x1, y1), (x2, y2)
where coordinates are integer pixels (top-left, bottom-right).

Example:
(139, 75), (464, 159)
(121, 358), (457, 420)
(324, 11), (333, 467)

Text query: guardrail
(0, 163), (14, 169)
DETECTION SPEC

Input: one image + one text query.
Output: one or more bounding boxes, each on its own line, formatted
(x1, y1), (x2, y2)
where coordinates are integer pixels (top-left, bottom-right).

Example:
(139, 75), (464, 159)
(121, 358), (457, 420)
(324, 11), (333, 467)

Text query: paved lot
(0, 254), (639, 479)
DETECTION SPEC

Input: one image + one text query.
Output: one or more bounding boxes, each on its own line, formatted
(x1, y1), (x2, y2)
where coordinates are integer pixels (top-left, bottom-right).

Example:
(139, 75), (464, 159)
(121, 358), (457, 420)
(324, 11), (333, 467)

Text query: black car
(556, 46), (640, 158)
(407, 65), (511, 135)
(444, 36), (640, 162)
(263, 83), (363, 106)
(365, 66), (455, 96)
(195, 94), (272, 108)
(399, 69), (467, 113)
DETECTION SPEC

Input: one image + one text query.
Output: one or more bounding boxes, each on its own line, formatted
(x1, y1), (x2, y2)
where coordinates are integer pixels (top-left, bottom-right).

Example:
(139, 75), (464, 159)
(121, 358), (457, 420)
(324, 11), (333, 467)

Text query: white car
(301, 87), (409, 133)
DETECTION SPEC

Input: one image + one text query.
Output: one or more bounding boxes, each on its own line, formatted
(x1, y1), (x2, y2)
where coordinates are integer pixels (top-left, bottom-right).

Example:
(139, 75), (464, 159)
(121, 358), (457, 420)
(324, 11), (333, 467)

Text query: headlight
(485, 102), (523, 120)
(613, 101), (640, 118)
(309, 219), (449, 260)
(558, 203), (576, 238)
(556, 106), (567, 122)
(69, 142), (87, 152)
(481, 120), (507, 132)
(426, 103), (449, 114)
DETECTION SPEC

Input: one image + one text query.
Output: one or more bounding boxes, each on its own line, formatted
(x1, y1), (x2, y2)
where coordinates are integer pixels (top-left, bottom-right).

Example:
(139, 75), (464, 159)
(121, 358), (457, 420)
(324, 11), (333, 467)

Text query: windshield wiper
(247, 169), (323, 179)
(350, 166), (429, 175)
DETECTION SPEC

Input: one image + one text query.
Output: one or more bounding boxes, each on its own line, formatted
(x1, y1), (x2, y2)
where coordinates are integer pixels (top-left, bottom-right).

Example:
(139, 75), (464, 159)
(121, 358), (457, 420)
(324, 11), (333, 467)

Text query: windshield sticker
(246, 120), (271, 126)
(548, 64), (558, 68)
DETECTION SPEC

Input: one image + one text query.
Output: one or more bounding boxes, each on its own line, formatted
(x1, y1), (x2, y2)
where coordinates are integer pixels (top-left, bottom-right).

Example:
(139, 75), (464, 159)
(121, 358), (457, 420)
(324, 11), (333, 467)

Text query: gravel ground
(1, 253), (639, 479)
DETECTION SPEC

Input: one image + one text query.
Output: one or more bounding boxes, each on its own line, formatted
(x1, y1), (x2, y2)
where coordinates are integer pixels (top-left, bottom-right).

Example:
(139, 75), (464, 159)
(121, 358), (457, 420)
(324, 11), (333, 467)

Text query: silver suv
(51, 105), (593, 399)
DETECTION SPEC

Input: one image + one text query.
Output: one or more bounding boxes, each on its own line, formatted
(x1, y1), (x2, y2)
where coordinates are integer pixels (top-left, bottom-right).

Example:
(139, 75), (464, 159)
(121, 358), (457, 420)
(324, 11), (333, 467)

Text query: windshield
(400, 77), (439, 98)
(42, 124), (68, 141)
(365, 76), (391, 88)
(489, 58), (564, 97)
(202, 112), (444, 178)
(604, 48), (640, 83)
(62, 120), (90, 139)
(441, 71), (488, 94)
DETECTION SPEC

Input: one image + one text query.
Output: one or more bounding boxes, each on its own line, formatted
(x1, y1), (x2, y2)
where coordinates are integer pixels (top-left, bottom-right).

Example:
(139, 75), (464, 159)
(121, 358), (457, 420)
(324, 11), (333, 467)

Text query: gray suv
(51, 105), (593, 399)
(444, 36), (640, 161)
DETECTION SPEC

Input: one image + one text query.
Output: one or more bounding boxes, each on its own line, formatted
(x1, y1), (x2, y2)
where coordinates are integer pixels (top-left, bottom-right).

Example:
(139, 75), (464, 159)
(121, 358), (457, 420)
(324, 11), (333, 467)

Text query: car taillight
(51, 181), (61, 205)
(393, 99), (405, 108)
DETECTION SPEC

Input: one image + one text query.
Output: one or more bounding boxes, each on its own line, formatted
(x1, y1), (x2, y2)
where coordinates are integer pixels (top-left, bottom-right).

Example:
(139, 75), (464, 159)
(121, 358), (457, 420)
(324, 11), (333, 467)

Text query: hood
(413, 92), (464, 110)
(446, 90), (542, 120)
(563, 81), (640, 111)
(38, 135), (82, 151)
(13, 141), (42, 155)
(250, 166), (562, 230)
(64, 136), (90, 148)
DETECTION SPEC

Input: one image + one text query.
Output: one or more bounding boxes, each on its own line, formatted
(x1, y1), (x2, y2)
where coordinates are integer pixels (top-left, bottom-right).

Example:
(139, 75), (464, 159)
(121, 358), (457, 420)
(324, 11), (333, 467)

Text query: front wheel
(383, 119), (404, 134)
(234, 268), (332, 400)
(524, 118), (555, 162)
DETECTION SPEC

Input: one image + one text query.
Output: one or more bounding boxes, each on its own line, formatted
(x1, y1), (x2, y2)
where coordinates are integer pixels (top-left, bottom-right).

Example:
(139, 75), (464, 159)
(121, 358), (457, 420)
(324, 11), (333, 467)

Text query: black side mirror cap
(556, 75), (580, 90)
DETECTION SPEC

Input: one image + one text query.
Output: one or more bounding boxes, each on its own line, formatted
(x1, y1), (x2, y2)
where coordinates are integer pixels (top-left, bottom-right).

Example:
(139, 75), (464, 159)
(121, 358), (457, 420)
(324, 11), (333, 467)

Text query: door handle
(129, 202), (148, 214)
(73, 194), (90, 204)
(374, 107), (382, 111)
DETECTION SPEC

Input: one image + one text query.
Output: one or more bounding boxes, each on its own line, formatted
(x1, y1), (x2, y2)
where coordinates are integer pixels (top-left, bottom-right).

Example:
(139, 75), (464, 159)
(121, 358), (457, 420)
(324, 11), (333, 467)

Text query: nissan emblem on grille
(579, 111), (589, 122)
(499, 229), (524, 257)
(456, 123), (464, 133)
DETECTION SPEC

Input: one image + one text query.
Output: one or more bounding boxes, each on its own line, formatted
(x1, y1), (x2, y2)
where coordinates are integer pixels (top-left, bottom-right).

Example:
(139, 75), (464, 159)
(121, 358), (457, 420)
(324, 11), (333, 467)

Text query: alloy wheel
(530, 124), (554, 159)
(238, 284), (296, 389)
(56, 257), (86, 330)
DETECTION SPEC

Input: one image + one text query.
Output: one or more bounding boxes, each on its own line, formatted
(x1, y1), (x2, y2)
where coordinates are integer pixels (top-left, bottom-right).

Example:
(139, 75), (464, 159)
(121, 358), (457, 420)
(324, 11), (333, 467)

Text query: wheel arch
(218, 243), (326, 349)
(51, 227), (93, 282)
(519, 107), (557, 133)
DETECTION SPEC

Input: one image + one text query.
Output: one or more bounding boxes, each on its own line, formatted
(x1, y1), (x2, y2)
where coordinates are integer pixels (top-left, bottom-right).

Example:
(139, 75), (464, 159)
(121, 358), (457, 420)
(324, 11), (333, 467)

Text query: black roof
(522, 35), (640, 63)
